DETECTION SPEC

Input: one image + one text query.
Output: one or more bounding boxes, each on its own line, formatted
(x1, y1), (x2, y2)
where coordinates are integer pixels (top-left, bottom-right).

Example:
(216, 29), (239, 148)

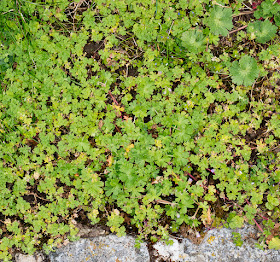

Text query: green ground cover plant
(0, 0), (280, 260)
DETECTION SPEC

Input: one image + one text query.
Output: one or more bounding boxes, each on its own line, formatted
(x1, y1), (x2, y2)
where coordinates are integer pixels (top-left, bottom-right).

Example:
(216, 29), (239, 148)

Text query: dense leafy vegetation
(0, 0), (280, 259)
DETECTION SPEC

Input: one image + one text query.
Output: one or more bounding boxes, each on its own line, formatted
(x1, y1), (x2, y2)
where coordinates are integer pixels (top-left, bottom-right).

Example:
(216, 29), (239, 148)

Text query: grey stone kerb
(48, 235), (149, 262)
(14, 224), (280, 262)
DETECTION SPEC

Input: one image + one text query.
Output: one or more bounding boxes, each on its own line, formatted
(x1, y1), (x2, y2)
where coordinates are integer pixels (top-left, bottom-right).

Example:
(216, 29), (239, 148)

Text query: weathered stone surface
(13, 224), (280, 262)
(14, 253), (44, 262)
(153, 224), (280, 262)
(48, 235), (150, 262)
